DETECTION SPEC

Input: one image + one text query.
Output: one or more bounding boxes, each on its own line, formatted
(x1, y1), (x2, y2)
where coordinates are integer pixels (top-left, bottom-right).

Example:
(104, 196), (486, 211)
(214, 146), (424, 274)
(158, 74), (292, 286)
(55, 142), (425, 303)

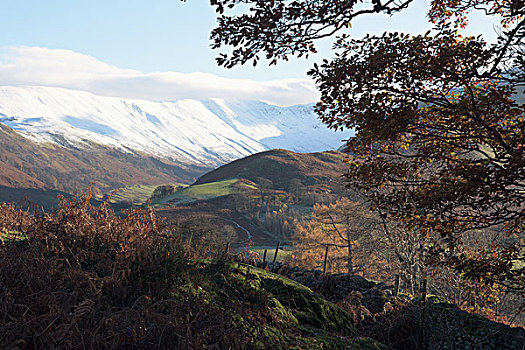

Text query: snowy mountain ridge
(0, 86), (345, 166)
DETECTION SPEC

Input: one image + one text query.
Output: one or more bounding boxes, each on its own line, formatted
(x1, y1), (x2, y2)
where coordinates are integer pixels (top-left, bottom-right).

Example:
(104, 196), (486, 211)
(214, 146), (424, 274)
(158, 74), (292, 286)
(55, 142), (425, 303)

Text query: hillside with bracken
(0, 122), (211, 202)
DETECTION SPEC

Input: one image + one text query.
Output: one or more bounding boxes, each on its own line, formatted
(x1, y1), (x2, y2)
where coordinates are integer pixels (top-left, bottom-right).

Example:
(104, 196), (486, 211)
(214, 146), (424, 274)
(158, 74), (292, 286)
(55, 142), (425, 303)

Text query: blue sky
(0, 0), (500, 105)
(2, 1), (224, 74)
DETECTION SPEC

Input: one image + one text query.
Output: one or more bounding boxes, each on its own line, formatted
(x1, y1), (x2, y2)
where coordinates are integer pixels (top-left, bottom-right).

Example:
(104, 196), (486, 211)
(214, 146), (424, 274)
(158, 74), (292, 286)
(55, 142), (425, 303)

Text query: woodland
(208, 0), (525, 319)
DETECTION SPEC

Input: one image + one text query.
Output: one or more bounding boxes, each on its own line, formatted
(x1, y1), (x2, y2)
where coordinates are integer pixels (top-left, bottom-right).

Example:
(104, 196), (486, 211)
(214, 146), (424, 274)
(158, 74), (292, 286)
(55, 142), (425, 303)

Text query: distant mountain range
(0, 86), (345, 167)
(0, 86), (346, 204)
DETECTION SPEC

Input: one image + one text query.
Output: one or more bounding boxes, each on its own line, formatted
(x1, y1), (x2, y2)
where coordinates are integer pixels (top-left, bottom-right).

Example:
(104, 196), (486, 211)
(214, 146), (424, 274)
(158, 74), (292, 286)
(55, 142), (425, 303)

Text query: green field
(103, 184), (165, 205)
(250, 247), (292, 263)
(179, 179), (237, 198)
(154, 179), (239, 206)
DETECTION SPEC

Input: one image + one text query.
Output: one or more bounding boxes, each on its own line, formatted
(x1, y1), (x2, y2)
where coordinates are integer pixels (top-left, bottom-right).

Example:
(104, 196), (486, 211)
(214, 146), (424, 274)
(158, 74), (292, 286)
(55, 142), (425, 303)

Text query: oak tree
(210, 0), (525, 300)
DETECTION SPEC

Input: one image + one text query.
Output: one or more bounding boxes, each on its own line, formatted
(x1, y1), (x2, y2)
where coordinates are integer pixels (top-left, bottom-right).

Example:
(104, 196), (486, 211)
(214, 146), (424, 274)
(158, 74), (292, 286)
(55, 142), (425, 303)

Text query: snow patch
(0, 86), (348, 166)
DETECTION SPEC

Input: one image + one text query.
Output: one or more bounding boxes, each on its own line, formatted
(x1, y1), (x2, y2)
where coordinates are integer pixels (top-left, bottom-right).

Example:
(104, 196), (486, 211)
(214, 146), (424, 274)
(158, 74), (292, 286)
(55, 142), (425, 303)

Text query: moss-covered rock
(191, 261), (363, 349)
(260, 276), (356, 336)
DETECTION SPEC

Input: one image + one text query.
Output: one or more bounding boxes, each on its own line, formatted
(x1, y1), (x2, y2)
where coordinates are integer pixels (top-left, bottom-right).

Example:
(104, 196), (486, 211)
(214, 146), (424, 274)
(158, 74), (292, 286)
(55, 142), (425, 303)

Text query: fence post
(421, 279), (428, 300)
(187, 232), (193, 248)
(394, 274), (401, 296)
(322, 246), (329, 275)
(262, 249), (268, 268)
(272, 241), (280, 271)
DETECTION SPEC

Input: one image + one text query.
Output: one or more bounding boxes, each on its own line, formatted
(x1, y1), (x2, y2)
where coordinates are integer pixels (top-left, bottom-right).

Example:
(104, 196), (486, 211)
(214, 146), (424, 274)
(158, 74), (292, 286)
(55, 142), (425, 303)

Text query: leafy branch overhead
(210, 0), (414, 67)
(210, 0), (525, 299)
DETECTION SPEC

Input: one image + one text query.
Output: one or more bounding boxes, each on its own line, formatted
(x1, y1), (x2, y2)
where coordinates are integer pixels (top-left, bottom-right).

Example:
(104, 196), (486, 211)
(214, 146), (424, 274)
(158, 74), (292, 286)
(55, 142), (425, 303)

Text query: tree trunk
(347, 231), (353, 274)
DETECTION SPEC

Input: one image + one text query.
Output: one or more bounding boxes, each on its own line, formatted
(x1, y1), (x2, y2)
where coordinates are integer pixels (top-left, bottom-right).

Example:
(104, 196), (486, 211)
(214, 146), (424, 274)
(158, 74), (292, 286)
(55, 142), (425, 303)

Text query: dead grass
(0, 190), (258, 349)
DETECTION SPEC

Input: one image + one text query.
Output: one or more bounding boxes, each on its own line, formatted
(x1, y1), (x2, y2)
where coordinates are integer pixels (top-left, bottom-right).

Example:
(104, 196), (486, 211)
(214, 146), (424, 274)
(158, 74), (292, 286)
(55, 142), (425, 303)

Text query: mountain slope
(194, 149), (348, 191)
(0, 122), (211, 196)
(0, 86), (346, 166)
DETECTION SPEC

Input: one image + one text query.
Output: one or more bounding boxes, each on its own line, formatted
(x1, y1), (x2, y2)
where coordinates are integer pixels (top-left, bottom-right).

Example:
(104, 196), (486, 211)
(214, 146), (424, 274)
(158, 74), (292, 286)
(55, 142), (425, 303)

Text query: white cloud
(0, 46), (319, 106)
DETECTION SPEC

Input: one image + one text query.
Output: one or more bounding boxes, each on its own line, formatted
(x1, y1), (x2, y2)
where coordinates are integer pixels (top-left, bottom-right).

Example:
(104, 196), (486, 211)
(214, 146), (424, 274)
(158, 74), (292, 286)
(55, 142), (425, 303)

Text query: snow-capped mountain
(0, 86), (345, 166)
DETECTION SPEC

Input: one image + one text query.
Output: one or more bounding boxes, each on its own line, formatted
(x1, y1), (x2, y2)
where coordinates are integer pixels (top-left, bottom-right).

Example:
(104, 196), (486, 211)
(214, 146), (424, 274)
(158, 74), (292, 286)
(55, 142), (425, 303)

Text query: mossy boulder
(260, 275), (356, 336)
(201, 262), (363, 349)
(228, 263), (356, 336)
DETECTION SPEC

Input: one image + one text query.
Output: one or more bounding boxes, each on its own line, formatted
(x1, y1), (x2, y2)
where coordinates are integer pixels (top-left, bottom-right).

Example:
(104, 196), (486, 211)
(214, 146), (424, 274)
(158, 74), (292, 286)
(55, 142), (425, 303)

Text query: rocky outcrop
(255, 261), (525, 350)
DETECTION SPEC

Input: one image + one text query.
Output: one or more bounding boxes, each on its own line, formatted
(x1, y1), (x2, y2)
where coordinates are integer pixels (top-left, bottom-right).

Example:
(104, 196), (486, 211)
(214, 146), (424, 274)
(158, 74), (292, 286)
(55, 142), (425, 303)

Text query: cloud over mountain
(0, 46), (319, 106)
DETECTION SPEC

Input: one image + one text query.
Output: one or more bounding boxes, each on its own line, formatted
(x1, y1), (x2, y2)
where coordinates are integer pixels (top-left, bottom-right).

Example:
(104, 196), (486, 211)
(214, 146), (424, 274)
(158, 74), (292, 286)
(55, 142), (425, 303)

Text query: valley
(0, 86), (346, 210)
(152, 149), (351, 250)
(0, 88), (351, 254)
(0, 87), (523, 349)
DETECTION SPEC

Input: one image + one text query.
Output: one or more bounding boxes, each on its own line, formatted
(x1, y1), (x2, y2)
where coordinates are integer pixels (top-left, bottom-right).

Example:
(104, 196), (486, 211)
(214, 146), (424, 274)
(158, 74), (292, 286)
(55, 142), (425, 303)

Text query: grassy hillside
(152, 179), (263, 207)
(0, 122), (212, 202)
(0, 186), (72, 211)
(155, 179), (238, 204)
(101, 184), (161, 205)
(194, 149), (347, 191)
(154, 150), (352, 248)
(178, 178), (237, 198)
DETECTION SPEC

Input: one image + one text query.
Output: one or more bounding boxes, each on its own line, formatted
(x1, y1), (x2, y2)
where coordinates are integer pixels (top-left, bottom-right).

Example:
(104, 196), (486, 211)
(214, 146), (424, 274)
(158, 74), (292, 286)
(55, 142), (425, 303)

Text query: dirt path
(226, 219), (252, 243)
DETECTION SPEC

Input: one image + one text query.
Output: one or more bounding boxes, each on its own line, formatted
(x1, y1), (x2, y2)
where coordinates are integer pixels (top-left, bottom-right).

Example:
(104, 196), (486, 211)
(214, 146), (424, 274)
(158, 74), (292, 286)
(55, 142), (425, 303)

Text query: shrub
(0, 190), (252, 349)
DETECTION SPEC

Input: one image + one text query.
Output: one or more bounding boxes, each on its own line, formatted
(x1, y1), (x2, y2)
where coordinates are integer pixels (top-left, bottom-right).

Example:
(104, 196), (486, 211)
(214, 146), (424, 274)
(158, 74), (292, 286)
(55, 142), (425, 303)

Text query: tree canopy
(210, 0), (525, 300)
